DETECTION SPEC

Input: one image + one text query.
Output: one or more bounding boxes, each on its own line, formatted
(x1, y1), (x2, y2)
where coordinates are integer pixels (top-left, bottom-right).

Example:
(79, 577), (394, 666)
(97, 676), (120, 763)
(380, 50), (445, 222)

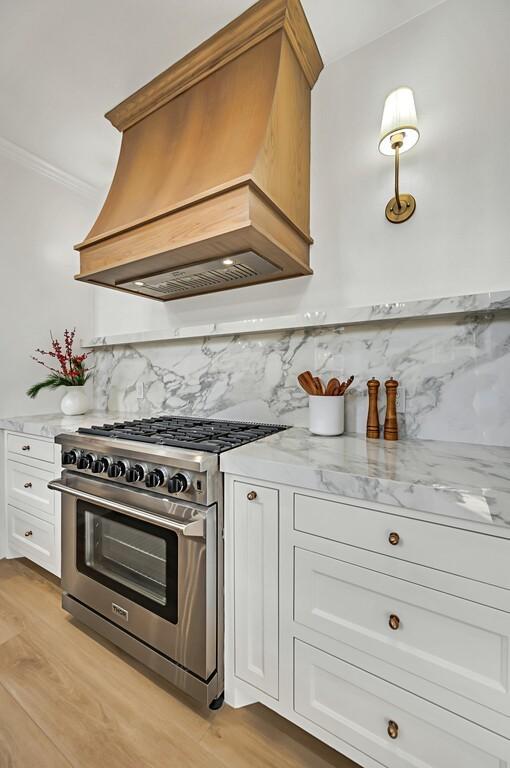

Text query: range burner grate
(78, 416), (287, 453)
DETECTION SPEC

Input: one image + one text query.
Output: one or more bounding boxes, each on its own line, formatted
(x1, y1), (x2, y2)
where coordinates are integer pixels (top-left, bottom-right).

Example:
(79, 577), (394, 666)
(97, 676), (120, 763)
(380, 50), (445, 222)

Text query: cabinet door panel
(7, 460), (54, 520)
(7, 433), (54, 464)
(295, 640), (510, 768)
(295, 547), (510, 716)
(233, 481), (279, 698)
(9, 505), (57, 574)
(294, 493), (510, 590)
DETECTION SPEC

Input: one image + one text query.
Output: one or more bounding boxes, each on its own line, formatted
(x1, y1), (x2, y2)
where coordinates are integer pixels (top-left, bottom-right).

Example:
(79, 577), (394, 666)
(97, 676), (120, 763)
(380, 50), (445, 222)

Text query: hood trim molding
(106, 0), (322, 132)
(75, 177), (313, 251)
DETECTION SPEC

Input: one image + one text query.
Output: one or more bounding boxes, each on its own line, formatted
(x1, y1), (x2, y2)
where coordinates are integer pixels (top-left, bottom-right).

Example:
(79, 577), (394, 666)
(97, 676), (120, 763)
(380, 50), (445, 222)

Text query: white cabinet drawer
(294, 640), (510, 768)
(8, 506), (56, 573)
(294, 547), (510, 718)
(7, 432), (54, 464)
(233, 481), (279, 698)
(294, 493), (510, 591)
(7, 460), (55, 520)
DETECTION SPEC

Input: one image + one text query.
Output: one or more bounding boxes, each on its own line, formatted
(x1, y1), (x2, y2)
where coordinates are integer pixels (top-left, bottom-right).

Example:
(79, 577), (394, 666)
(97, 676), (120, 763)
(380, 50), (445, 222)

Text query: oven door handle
(47, 480), (205, 538)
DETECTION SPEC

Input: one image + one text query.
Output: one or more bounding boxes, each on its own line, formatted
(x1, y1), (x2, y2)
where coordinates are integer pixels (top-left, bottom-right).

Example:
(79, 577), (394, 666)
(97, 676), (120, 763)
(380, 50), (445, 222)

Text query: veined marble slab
(221, 429), (510, 530)
(0, 411), (140, 439)
(92, 308), (510, 447)
(82, 289), (510, 348)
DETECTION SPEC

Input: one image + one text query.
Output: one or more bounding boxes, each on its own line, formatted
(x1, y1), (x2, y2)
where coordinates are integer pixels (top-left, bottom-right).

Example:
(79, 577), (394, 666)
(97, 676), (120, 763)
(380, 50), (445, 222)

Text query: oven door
(49, 473), (216, 681)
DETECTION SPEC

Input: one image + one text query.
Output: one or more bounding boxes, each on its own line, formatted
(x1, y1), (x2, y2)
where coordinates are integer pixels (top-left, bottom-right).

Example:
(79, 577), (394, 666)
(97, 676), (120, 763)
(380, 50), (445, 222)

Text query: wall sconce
(379, 87), (419, 223)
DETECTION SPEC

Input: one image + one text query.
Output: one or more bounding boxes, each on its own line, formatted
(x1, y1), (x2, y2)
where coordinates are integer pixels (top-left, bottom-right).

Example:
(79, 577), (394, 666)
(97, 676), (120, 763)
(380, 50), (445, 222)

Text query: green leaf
(26, 374), (72, 398)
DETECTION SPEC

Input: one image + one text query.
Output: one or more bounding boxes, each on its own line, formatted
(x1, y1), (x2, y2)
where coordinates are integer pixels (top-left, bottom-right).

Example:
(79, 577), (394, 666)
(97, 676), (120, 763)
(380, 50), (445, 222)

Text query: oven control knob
(108, 461), (128, 478)
(91, 457), (110, 474)
(168, 473), (189, 494)
(126, 464), (145, 483)
(77, 453), (95, 470)
(100, 457), (111, 473)
(145, 469), (165, 488)
(62, 449), (80, 465)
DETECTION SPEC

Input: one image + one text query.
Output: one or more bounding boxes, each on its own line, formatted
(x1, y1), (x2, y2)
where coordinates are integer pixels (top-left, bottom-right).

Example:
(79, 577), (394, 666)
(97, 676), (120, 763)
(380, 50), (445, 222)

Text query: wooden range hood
(75, 0), (323, 301)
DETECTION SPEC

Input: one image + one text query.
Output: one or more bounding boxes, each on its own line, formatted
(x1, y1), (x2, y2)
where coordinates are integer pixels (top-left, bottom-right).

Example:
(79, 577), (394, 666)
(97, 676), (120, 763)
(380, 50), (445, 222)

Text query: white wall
(0, 153), (98, 417)
(92, 0), (510, 336)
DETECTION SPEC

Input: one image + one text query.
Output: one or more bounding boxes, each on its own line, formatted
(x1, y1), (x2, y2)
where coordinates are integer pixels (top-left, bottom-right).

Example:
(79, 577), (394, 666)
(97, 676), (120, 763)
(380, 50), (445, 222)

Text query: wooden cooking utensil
(314, 377), (325, 395)
(297, 371), (317, 395)
(339, 375), (354, 395)
(326, 377), (341, 395)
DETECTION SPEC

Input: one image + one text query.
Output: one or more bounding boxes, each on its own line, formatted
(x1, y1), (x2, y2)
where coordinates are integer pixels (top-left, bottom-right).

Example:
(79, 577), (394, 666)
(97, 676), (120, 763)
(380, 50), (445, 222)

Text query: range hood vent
(74, 0), (323, 301)
(118, 252), (279, 299)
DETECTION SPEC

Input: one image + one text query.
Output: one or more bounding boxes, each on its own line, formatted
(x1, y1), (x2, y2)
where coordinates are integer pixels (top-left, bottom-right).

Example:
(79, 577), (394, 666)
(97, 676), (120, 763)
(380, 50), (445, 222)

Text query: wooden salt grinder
(384, 377), (399, 441)
(366, 378), (380, 439)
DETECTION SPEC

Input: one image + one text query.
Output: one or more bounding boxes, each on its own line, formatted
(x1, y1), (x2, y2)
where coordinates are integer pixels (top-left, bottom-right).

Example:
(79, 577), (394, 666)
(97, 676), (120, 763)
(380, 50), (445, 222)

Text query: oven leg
(209, 692), (224, 710)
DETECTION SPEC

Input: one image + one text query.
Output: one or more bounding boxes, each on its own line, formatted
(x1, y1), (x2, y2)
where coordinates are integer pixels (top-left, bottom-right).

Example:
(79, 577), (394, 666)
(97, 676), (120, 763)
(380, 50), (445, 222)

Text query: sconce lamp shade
(379, 87), (419, 155)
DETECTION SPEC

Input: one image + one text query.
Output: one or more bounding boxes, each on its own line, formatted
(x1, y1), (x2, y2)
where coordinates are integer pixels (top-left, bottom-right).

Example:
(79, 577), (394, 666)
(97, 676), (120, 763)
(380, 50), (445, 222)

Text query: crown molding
(0, 135), (100, 200)
(106, 0), (323, 132)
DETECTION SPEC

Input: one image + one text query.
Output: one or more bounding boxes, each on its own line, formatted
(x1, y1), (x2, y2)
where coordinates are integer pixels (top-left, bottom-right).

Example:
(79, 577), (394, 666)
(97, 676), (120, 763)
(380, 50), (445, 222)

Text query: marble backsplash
(92, 310), (510, 447)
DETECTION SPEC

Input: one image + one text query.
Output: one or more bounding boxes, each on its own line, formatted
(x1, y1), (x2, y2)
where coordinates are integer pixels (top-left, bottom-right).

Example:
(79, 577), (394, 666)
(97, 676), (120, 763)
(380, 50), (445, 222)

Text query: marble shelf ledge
(82, 289), (510, 349)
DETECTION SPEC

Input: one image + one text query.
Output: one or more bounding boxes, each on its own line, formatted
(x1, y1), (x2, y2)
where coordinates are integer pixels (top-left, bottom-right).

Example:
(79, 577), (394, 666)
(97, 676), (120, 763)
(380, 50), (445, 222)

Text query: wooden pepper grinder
(366, 378), (380, 439)
(384, 377), (399, 441)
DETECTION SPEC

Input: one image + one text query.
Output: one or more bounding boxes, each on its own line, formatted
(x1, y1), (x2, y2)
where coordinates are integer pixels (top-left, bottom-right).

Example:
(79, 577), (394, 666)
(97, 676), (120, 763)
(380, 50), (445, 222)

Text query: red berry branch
(27, 329), (92, 399)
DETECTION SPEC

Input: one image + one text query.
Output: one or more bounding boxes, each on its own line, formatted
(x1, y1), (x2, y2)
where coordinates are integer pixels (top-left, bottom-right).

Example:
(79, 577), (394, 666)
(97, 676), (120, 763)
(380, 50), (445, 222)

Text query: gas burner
(77, 416), (287, 454)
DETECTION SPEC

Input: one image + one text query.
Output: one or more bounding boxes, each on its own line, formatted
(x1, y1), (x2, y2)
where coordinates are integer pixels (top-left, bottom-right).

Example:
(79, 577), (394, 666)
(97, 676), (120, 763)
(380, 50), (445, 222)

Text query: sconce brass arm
(394, 144), (401, 212)
(385, 132), (415, 223)
(391, 133), (404, 212)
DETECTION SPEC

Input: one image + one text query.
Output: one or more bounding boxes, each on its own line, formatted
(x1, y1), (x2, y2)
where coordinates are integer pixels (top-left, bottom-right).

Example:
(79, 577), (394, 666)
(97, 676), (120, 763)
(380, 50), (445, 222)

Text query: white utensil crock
(60, 386), (89, 416)
(309, 395), (344, 436)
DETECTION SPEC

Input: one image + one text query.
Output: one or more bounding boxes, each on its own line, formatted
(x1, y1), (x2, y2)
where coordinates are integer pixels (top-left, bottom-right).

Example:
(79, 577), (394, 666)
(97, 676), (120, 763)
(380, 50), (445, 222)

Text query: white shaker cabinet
(224, 475), (510, 768)
(231, 480), (279, 699)
(3, 431), (61, 577)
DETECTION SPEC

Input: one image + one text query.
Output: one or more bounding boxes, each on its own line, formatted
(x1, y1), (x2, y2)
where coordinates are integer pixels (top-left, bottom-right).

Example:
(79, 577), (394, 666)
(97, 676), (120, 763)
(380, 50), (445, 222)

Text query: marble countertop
(3, 411), (509, 530)
(0, 411), (140, 439)
(221, 428), (510, 530)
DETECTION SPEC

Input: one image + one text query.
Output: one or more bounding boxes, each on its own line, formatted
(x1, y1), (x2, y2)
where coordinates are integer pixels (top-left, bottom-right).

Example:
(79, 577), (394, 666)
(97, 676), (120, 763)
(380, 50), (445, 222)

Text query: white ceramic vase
(309, 395), (344, 436)
(60, 386), (89, 416)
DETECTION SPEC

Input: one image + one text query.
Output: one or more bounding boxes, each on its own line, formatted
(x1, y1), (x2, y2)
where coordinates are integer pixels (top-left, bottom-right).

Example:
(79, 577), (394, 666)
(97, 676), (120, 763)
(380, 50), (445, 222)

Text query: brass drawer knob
(24, 530), (33, 538)
(247, 491), (257, 501)
(389, 614), (400, 630)
(387, 720), (399, 739)
(22, 444), (31, 451)
(388, 531), (400, 546)
(24, 482), (33, 489)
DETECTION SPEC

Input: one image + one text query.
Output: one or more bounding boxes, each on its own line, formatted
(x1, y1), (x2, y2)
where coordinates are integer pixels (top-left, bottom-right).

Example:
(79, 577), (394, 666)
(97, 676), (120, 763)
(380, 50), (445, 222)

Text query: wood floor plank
(0, 559), (22, 581)
(0, 560), (360, 768)
(0, 569), (213, 741)
(0, 682), (72, 768)
(201, 702), (359, 768)
(0, 630), (226, 768)
(0, 595), (24, 647)
(0, 561), (28, 647)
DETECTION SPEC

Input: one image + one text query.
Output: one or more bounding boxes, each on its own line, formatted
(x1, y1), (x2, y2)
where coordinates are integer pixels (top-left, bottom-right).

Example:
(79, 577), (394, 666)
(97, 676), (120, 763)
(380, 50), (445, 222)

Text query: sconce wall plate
(385, 193), (416, 223)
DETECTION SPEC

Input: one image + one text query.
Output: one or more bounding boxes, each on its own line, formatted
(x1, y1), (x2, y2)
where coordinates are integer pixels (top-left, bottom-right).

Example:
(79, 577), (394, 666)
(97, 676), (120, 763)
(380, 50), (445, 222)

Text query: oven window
(76, 500), (178, 623)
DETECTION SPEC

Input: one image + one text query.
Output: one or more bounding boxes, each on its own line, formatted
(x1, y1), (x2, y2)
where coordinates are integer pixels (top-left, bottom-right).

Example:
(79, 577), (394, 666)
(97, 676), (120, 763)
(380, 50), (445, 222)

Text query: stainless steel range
(49, 416), (286, 708)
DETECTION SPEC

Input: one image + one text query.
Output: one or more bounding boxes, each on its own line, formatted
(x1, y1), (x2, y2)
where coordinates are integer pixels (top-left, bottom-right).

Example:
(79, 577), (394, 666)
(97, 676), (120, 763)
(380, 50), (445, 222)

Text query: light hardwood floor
(0, 559), (360, 768)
